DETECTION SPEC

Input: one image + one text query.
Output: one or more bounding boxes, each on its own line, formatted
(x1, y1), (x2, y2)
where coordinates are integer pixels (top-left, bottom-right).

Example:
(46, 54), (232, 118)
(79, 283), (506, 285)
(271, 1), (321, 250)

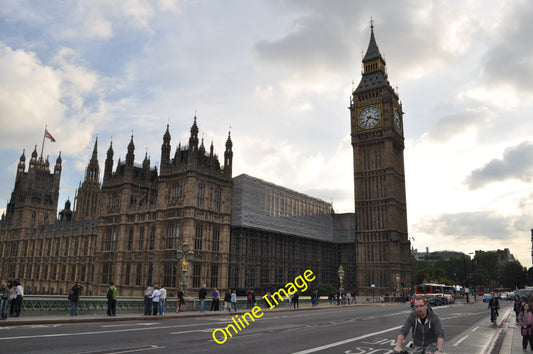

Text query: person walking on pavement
(224, 289), (232, 312)
(199, 284), (207, 313)
(159, 285), (167, 315)
(143, 283), (154, 315)
(176, 287), (184, 313)
(247, 290), (253, 309)
(69, 282), (83, 316)
(106, 281), (117, 316)
(151, 285), (161, 315)
(0, 281), (9, 320)
(211, 288), (220, 311)
(292, 291), (299, 309)
(394, 295), (445, 354)
(514, 294), (522, 323)
(519, 303), (533, 350)
(231, 289), (238, 312)
(7, 280), (15, 317)
(12, 280), (24, 317)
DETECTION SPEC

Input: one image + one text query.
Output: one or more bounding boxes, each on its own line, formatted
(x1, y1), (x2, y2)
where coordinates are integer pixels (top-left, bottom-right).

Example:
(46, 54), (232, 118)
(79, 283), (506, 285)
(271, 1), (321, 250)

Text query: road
(0, 301), (513, 353)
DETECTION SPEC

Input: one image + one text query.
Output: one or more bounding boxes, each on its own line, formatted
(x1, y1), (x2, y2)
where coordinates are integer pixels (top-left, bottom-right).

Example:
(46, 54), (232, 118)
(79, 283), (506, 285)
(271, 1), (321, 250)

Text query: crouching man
(394, 295), (445, 354)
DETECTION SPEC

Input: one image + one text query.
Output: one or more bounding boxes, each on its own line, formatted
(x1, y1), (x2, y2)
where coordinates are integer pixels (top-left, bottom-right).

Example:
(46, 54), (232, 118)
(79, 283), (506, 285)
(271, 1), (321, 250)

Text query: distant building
(413, 248), (466, 261)
(476, 248), (516, 265)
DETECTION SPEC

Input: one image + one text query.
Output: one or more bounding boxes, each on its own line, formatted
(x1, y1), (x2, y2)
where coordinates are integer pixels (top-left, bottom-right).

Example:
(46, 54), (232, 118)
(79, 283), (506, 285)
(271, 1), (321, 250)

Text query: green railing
(19, 295), (181, 315)
(17, 296), (275, 315)
(16, 296), (319, 315)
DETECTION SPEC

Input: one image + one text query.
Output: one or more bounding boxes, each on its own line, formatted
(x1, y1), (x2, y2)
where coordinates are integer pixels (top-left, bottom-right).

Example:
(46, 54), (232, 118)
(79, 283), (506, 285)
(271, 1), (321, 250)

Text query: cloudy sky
(1, 0), (533, 268)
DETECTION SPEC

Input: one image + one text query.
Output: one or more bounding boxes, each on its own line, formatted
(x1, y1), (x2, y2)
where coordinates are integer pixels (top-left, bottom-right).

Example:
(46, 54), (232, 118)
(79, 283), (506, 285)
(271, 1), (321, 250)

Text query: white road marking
(101, 323), (157, 328)
(0, 321), (225, 341)
(75, 344), (165, 354)
(290, 325), (402, 354)
(453, 335), (468, 346)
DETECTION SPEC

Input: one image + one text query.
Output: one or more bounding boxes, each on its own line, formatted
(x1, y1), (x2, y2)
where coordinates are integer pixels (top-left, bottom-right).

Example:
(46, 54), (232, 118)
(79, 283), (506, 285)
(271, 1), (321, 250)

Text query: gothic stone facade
(0, 25), (412, 298)
(0, 119), (233, 296)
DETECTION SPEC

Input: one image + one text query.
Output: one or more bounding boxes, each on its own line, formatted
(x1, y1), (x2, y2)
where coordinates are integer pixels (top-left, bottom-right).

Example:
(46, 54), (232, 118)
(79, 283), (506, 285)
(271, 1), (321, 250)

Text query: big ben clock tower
(350, 21), (411, 296)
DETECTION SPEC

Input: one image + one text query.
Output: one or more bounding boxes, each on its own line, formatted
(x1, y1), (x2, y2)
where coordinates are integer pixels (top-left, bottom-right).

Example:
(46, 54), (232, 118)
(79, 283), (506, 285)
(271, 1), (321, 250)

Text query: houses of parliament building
(0, 24), (411, 297)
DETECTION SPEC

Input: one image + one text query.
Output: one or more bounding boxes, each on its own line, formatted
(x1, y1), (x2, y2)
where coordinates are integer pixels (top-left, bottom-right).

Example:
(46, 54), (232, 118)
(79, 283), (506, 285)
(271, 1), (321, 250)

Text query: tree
(500, 261), (527, 289)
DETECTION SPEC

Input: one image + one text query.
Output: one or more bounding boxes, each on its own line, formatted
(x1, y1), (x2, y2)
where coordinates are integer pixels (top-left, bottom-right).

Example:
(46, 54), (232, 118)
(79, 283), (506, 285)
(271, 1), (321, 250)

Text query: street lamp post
(176, 241), (195, 297)
(337, 265), (344, 304)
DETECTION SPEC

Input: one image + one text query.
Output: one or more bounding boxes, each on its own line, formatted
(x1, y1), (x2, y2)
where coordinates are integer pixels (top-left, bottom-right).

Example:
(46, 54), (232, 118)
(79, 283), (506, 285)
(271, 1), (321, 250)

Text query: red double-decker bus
(476, 285), (485, 296)
(415, 283), (444, 295)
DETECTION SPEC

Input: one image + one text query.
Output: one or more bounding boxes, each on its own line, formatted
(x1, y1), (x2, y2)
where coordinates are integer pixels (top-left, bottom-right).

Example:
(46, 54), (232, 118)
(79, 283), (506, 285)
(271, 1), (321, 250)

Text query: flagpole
(41, 125), (47, 158)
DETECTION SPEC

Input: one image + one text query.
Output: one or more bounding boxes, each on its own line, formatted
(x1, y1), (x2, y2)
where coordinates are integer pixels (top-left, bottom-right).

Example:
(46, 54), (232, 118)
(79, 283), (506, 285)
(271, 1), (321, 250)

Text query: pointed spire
(104, 140), (114, 181)
(107, 140), (114, 157)
(126, 134), (135, 167)
(225, 131), (233, 150)
(189, 116), (199, 151)
(91, 137), (98, 162)
(363, 18), (382, 62)
(19, 149), (26, 162)
(163, 123), (171, 143)
(161, 124), (171, 168)
(17, 149), (26, 174)
(54, 152), (62, 175)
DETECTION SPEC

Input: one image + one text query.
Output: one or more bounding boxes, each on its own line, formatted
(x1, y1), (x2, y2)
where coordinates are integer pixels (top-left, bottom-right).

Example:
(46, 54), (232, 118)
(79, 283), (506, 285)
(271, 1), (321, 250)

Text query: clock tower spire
(349, 21), (411, 296)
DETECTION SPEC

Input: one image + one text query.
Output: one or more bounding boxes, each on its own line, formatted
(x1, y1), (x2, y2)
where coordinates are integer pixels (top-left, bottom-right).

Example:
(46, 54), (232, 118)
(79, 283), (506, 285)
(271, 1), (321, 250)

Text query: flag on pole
(44, 128), (56, 142)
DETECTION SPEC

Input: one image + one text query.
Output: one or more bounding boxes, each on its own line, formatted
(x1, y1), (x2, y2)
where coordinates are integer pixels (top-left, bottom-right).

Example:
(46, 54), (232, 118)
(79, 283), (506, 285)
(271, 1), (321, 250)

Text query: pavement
(0, 302), (528, 353)
(501, 309), (533, 353)
(0, 301), (350, 326)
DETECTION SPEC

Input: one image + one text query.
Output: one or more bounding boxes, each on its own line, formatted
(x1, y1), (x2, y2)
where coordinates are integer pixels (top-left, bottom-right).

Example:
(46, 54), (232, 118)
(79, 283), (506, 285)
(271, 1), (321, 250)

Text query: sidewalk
(501, 311), (533, 353)
(0, 302), (372, 327)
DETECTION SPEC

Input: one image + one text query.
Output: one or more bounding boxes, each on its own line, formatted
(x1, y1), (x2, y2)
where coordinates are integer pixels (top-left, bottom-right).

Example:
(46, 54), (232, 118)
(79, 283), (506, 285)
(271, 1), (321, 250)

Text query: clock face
(394, 110), (402, 130)
(358, 106), (380, 129)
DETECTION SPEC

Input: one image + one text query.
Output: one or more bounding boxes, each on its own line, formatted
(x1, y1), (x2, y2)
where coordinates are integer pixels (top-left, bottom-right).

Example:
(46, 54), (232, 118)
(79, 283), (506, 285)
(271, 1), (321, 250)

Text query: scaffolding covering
(231, 174), (355, 243)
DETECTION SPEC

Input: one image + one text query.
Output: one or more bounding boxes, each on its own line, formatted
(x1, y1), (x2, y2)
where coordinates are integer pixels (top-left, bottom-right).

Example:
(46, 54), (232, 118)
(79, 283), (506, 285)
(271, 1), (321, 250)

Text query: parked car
(483, 293), (492, 302)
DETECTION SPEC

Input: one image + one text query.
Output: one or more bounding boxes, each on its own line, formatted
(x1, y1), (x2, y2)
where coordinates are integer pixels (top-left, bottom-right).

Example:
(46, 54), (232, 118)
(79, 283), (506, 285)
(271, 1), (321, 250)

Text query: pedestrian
(311, 290), (319, 307)
(12, 280), (24, 317)
(143, 283), (154, 315)
(247, 289), (253, 309)
(519, 303), (533, 350)
(346, 292), (352, 305)
(251, 290), (256, 307)
(7, 280), (14, 317)
(69, 281), (83, 316)
(292, 291), (299, 309)
(0, 280), (9, 320)
(106, 281), (117, 316)
(177, 287), (184, 313)
(224, 289), (232, 312)
(151, 285), (160, 315)
(394, 295), (445, 353)
(159, 285), (167, 315)
(514, 295), (522, 323)
(199, 284), (207, 313)
(231, 289), (237, 312)
(210, 288), (220, 311)
(287, 293), (293, 309)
